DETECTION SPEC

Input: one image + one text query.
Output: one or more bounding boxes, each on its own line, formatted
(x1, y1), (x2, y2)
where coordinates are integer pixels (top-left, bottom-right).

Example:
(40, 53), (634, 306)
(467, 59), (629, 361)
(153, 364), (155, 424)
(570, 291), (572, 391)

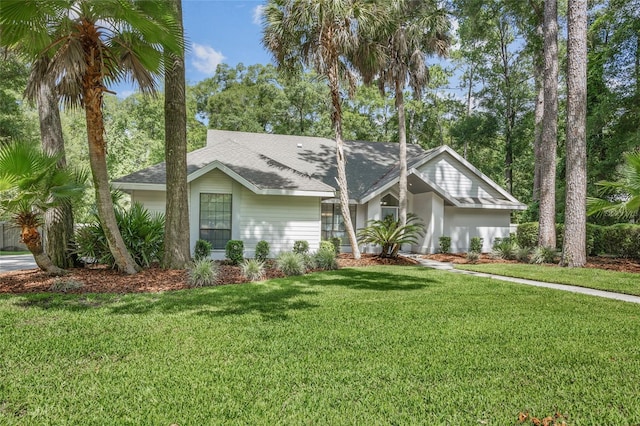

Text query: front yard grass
(1, 266), (640, 424)
(457, 263), (640, 296)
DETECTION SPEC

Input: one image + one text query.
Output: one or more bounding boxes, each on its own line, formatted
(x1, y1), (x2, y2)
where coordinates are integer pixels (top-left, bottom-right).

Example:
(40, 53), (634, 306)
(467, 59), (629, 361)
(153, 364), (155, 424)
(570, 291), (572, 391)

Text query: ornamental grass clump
(188, 258), (219, 287)
(276, 251), (306, 276)
(49, 279), (84, 293)
(241, 258), (265, 282)
(314, 247), (338, 270)
(491, 237), (518, 260)
(531, 246), (558, 264)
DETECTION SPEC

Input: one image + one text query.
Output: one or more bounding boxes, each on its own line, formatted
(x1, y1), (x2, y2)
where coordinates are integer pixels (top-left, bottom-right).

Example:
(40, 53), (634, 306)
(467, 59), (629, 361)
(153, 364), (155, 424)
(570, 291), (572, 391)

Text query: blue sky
(114, 0), (269, 97)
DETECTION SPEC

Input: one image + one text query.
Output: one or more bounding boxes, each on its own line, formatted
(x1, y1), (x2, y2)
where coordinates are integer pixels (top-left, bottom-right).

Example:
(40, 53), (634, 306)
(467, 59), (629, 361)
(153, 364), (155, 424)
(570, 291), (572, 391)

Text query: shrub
(276, 251), (307, 276)
(314, 247), (338, 270)
(491, 237), (518, 260)
(194, 239), (212, 261)
(357, 214), (425, 258)
(320, 240), (335, 252)
(241, 258), (265, 282)
(254, 240), (270, 261)
(516, 222), (538, 249)
(293, 240), (310, 255)
(531, 246), (558, 264)
(225, 240), (244, 265)
(330, 237), (342, 255)
(74, 202), (164, 268)
(439, 236), (451, 254)
(49, 279), (84, 293)
(466, 251), (480, 264)
(188, 259), (219, 287)
(469, 237), (484, 253)
(515, 247), (531, 263)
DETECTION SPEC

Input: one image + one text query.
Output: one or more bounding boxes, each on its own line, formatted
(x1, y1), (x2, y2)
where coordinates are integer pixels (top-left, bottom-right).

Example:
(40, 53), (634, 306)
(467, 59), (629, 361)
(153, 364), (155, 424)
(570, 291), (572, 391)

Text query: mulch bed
(424, 253), (640, 273)
(0, 254), (417, 295)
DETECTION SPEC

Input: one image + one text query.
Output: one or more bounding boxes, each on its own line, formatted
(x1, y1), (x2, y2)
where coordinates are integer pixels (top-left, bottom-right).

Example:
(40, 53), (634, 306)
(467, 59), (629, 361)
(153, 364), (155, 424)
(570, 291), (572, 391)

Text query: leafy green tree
(0, 49), (38, 145)
(0, 142), (85, 274)
(262, 0), (382, 259)
(0, 0), (182, 274)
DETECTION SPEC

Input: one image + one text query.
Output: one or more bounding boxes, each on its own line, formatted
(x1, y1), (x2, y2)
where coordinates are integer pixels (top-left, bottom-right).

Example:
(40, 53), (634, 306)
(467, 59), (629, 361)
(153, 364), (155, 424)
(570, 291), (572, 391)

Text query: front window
(380, 194), (399, 221)
(321, 203), (357, 245)
(200, 193), (232, 249)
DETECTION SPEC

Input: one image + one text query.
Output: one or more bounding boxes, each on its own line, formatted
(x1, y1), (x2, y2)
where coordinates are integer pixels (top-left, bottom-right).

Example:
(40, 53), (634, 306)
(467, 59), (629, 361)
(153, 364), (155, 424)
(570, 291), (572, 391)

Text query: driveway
(0, 254), (37, 274)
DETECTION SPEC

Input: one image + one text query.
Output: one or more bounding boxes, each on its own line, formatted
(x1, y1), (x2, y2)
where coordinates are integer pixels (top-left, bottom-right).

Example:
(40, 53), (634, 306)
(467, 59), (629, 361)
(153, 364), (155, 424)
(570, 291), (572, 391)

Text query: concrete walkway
(0, 254), (37, 274)
(404, 254), (640, 305)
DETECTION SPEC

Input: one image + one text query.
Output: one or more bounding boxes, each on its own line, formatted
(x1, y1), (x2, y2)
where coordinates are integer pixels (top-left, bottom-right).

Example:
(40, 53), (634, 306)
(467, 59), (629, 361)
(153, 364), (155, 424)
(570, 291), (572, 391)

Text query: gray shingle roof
(115, 129), (432, 199)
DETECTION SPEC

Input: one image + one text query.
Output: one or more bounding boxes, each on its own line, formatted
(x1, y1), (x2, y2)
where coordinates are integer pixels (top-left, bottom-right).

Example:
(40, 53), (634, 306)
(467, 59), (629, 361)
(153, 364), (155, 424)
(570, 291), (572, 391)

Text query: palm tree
(587, 151), (640, 220)
(0, 142), (85, 275)
(0, 0), (182, 274)
(359, 0), (449, 228)
(163, 0), (191, 269)
(262, 0), (381, 259)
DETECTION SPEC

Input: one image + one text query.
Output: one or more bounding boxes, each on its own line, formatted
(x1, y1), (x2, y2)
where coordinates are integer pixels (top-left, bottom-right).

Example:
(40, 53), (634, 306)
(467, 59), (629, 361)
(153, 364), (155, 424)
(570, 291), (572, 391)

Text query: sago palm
(262, 0), (383, 259)
(587, 151), (640, 220)
(357, 214), (425, 258)
(0, 142), (86, 275)
(0, 0), (182, 274)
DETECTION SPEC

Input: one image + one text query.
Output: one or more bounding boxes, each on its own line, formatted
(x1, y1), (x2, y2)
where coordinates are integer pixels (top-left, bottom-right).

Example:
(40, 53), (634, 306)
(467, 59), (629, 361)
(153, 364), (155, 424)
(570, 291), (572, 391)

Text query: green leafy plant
(187, 258), (219, 287)
(320, 240), (335, 252)
(531, 246), (558, 264)
(439, 236), (451, 254)
(491, 237), (518, 260)
(293, 240), (310, 255)
(225, 240), (244, 265)
(587, 151), (640, 220)
(516, 222), (539, 249)
(469, 236), (484, 253)
(330, 237), (342, 255)
(314, 247), (338, 270)
(194, 239), (212, 261)
(254, 240), (270, 261)
(515, 247), (531, 263)
(241, 258), (265, 282)
(466, 251), (480, 264)
(74, 202), (164, 268)
(357, 214), (425, 258)
(276, 251), (307, 276)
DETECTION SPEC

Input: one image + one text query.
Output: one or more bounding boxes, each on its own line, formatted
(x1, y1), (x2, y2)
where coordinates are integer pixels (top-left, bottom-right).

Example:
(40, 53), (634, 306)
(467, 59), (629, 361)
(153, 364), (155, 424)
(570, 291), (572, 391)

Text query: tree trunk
(37, 76), (76, 269)
(329, 62), (360, 259)
(163, 0), (191, 269)
(538, 0), (558, 248)
(533, 49), (544, 202)
(21, 223), (64, 275)
(396, 79), (408, 228)
(82, 46), (139, 274)
(562, 0), (588, 267)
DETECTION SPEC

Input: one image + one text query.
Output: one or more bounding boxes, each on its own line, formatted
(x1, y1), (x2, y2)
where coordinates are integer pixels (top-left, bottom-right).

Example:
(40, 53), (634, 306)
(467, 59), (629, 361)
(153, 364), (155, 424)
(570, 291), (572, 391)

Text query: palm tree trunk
(562, 0), (587, 267)
(163, 0), (191, 269)
(539, 0), (559, 248)
(329, 62), (360, 259)
(37, 76), (75, 269)
(83, 78), (139, 274)
(21, 224), (64, 275)
(395, 79), (408, 228)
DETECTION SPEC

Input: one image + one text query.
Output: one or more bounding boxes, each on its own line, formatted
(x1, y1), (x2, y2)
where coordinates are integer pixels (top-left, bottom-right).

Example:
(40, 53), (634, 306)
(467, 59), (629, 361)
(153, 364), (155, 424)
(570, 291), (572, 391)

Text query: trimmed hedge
(516, 221), (640, 259)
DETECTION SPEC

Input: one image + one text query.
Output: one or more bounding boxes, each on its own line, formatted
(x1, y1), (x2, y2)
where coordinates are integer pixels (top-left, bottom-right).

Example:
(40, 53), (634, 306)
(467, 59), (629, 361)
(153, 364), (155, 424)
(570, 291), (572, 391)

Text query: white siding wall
(443, 207), (511, 253)
(130, 190), (166, 216)
(411, 192), (444, 254)
(418, 153), (502, 198)
(237, 187), (321, 257)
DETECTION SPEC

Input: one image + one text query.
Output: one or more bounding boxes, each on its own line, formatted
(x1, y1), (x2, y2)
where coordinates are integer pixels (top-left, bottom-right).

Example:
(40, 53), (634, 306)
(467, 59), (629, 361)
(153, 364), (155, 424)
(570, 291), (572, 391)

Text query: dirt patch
(0, 254), (417, 295)
(424, 253), (640, 273)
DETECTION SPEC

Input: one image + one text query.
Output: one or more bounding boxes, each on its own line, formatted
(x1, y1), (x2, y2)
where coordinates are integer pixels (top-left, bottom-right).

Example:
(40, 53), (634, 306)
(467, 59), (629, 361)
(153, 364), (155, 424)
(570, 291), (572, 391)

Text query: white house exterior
(115, 130), (526, 258)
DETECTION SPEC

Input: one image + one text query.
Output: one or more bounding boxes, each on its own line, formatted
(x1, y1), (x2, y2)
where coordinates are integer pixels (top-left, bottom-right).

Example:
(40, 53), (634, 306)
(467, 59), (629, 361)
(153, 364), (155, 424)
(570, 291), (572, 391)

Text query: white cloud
(252, 5), (265, 25)
(191, 43), (225, 75)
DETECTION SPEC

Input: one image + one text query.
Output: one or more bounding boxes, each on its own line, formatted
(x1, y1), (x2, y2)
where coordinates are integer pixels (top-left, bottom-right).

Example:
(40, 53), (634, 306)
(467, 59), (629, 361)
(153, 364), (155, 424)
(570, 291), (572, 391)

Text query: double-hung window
(380, 194), (399, 221)
(200, 194), (232, 249)
(321, 203), (356, 245)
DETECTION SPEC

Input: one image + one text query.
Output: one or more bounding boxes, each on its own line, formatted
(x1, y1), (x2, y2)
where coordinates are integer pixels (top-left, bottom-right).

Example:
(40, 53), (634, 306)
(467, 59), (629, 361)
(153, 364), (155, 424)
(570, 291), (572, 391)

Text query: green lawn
(1, 266), (640, 424)
(457, 263), (640, 296)
(0, 250), (30, 256)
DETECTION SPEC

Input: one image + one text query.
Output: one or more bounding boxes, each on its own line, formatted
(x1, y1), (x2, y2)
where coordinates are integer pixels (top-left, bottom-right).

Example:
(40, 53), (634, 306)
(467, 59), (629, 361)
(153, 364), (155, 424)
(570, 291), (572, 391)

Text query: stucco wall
(443, 207), (511, 253)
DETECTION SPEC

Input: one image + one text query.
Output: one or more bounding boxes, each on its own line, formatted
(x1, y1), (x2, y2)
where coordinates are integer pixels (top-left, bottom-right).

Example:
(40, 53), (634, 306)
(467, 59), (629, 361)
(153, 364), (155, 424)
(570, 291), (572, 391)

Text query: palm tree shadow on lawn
(11, 267), (436, 319)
